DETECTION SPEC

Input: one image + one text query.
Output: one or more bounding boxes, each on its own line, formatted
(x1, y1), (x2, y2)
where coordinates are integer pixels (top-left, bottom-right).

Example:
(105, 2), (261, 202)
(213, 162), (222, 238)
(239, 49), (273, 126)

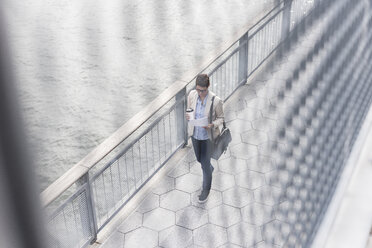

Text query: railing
(41, 1), (317, 247)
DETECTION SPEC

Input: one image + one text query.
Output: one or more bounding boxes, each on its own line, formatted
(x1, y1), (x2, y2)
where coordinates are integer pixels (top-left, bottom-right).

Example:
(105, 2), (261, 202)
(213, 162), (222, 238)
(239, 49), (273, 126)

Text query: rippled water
(4, 0), (275, 191)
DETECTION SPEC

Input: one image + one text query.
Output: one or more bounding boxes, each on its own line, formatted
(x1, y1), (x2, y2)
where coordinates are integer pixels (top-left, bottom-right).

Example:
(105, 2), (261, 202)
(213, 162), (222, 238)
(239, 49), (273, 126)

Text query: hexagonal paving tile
(143, 208), (175, 231)
(216, 243), (243, 248)
(261, 220), (291, 246)
(193, 224), (228, 247)
(152, 175), (175, 195)
(136, 192), (159, 214)
(227, 222), (262, 247)
(246, 97), (271, 111)
(118, 211), (142, 234)
(256, 87), (279, 98)
(265, 129), (281, 143)
(100, 232), (124, 248)
(261, 105), (287, 121)
(230, 143), (258, 160)
(236, 107), (263, 121)
(241, 203), (275, 226)
(224, 98), (248, 112)
(184, 150), (197, 163)
(176, 173), (202, 193)
(176, 205), (208, 230)
(254, 185), (283, 206)
(191, 189), (223, 210)
(226, 120), (252, 146)
(254, 240), (281, 248)
(189, 161), (203, 176)
(235, 170), (265, 190)
(218, 157), (248, 175)
(227, 119), (253, 133)
(168, 161), (190, 178)
(271, 96), (295, 110)
(258, 141), (285, 157)
(222, 187), (254, 208)
(227, 130), (244, 147)
(124, 227), (158, 248)
(241, 130), (268, 146)
(252, 118), (278, 132)
(265, 169), (290, 188)
(159, 225), (193, 248)
(252, 73), (271, 83)
(236, 86), (257, 101)
(211, 172), (235, 192)
(272, 68), (291, 81)
(285, 232), (306, 248)
(246, 155), (276, 173)
(274, 201), (293, 221)
(160, 189), (191, 211)
(208, 204), (241, 228)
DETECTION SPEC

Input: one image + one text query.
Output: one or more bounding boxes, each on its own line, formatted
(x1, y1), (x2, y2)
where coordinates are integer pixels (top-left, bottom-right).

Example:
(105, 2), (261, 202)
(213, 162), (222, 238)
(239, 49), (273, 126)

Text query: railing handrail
(41, 80), (187, 206)
(40, 0), (287, 207)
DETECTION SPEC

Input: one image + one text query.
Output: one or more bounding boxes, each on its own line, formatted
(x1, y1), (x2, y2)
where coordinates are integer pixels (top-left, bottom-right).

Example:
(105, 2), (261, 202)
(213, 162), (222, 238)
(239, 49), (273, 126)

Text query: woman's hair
(196, 74), (210, 88)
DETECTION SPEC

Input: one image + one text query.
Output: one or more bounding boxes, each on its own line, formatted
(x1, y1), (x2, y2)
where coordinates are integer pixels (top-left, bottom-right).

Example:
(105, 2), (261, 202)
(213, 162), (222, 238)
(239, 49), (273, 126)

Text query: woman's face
(196, 85), (208, 98)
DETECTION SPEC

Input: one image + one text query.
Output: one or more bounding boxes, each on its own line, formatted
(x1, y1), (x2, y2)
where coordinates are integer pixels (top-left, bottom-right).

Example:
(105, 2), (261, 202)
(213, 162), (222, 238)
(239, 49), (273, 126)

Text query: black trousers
(191, 137), (213, 190)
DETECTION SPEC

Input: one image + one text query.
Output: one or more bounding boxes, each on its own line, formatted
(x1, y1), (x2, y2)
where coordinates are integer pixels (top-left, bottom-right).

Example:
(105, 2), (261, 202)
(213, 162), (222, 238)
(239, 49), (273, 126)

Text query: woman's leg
(199, 139), (213, 190)
(191, 137), (201, 163)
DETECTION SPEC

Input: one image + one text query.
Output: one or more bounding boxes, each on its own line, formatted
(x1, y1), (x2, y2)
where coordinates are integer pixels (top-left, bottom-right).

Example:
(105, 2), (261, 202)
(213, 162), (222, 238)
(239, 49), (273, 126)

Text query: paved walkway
(96, 12), (347, 248)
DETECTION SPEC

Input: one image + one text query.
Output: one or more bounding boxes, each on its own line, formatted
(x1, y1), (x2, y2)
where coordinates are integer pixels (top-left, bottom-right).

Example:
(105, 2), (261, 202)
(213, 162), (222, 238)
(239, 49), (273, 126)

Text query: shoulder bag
(209, 96), (232, 160)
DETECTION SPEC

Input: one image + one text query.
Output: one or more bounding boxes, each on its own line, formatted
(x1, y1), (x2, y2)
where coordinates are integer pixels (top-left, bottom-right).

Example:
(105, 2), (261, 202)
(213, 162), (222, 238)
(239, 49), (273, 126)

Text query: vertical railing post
(238, 32), (249, 84)
(281, 0), (292, 41)
(77, 174), (98, 244)
(277, 0), (293, 59)
(175, 87), (188, 146)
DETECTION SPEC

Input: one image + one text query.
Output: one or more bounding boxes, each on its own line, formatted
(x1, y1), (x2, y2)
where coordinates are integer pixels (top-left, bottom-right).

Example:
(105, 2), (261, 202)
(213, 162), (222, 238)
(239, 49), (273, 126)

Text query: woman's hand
(185, 114), (190, 121)
(203, 123), (214, 129)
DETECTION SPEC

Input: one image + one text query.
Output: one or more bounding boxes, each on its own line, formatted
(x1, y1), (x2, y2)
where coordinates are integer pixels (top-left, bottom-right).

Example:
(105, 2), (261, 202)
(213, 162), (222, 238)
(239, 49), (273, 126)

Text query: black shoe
(198, 190), (210, 203)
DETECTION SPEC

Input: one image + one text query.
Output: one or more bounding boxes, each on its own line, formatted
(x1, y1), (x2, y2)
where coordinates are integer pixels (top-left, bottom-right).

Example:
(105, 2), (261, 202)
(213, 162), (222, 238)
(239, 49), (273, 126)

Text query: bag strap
(209, 96), (228, 141)
(209, 96), (215, 142)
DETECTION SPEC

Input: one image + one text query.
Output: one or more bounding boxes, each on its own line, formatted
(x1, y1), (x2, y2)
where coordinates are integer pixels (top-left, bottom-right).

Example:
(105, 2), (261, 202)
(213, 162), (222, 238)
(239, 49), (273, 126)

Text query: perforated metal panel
(47, 188), (93, 248)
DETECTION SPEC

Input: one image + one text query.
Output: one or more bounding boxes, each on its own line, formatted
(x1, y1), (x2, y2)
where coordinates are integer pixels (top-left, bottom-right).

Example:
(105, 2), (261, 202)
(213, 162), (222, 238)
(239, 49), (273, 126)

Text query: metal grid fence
(47, 184), (94, 248)
(90, 106), (184, 230)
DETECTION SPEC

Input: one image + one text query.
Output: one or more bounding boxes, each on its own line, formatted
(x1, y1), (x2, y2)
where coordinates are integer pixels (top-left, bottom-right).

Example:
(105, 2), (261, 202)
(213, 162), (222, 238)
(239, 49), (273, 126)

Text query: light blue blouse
(193, 94), (209, 140)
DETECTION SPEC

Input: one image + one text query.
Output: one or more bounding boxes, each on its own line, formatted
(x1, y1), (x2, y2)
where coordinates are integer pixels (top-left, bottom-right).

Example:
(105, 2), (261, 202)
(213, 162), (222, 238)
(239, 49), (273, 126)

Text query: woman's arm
(212, 98), (224, 128)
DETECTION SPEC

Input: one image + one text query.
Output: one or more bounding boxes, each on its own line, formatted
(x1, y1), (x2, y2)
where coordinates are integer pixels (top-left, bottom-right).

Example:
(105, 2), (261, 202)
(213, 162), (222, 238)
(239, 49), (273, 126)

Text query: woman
(186, 74), (224, 203)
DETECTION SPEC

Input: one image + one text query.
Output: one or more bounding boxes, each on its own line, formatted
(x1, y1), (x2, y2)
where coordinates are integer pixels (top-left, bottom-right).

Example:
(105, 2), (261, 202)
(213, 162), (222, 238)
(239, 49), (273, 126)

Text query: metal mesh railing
(289, 0), (315, 31)
(204, 0), (316, 101)
(247, 11), (284, 77)
(47, 185), (94, 248)
(90, 105), (184, 230)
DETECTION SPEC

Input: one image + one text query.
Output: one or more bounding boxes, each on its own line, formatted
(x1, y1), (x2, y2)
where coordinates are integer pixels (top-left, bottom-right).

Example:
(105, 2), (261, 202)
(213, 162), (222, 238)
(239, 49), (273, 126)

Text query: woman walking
(186, 74), (224, 203)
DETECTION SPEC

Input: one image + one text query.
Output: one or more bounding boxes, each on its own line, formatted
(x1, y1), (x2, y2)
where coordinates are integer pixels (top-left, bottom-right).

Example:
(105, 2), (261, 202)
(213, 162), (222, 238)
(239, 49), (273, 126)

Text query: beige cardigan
(187, 89), (224, 140)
